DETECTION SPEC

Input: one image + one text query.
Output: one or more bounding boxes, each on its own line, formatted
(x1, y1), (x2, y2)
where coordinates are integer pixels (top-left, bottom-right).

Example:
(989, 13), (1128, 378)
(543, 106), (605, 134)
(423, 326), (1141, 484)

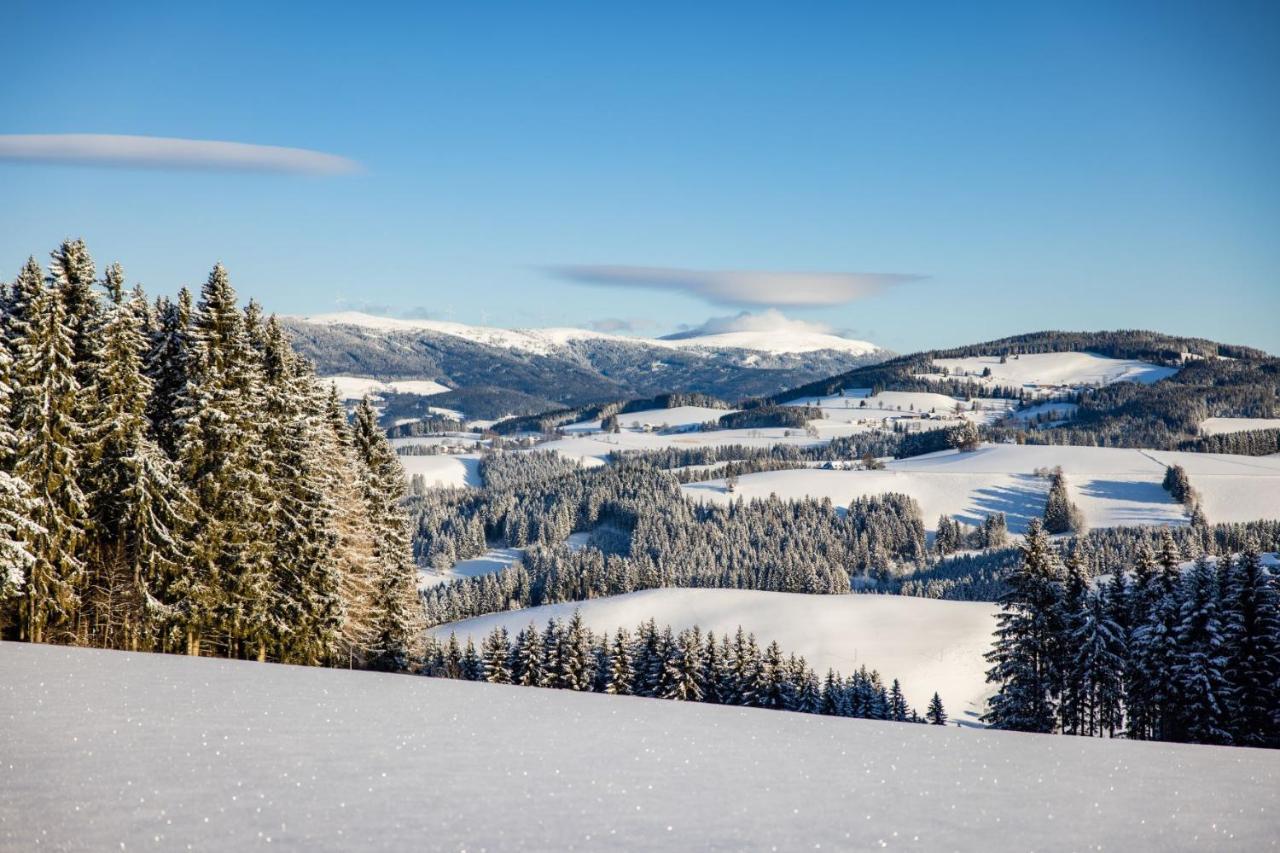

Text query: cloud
(545, 264), (920, 307)
(335, 299), (439, 321)
(335, 298), (395, 316)
(667, 309), (836, 338)
(586, 317), (655, 333)
(0, 134), (362, 175)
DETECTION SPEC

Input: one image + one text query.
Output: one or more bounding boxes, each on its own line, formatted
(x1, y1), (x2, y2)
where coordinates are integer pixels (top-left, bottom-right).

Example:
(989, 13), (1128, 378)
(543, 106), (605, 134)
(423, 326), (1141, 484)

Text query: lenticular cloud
(0, 134), (362, 175)
(545, 264), (921, 307)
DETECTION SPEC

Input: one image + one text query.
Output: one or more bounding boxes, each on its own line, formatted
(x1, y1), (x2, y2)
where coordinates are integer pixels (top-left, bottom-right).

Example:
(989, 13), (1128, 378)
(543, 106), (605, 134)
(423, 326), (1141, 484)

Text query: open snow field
(920, 352), (1179, 388)
(391, 435), (487, 452)
(784, 389), (1014, 430)
(433, 588), (998, 719)
(1200, 417), (1280, 436)
(683, 444), (1280, 532)
(398, 452), (482, 488)
(418, 546), (525, 589)
(3, 643), (1277, 852)
(321, 374), (451, 400)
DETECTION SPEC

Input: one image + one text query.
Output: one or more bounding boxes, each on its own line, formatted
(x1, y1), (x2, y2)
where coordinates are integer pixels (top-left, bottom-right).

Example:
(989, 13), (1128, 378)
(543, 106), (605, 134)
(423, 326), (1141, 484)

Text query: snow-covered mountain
(282, 311), (888, 419)
(297, 311), (881, 358)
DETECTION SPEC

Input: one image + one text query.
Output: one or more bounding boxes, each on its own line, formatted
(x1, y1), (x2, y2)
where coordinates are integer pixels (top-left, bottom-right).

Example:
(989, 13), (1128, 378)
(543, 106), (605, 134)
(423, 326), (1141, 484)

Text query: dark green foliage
(716, 405), (819, 430)
(926, 692), (947, 725)
(423, 615), (932, 727)
(2, 243), (419, 671)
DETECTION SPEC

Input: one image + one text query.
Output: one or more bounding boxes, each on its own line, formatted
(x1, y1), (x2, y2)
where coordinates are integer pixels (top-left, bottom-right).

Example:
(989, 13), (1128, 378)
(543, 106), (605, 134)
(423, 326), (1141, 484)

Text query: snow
(298, 311), (882, 358)
(4, 642), (1278, 852)
(391, 435), (486, 451)
(563, 406), (735, 434)
(399, 452), (482, 488)
(785, 389), (1014, 429)
(660, 328), (880, 356)
(419, 546), (524, 589)
(1200, 417), (1280, 436)
(683, 444), (1280, 532)
(321, 374), (450, 400)
(540, 427), (825, 466)
(434, 588), (998, 719)
(1004, 401), (1079, 424)
(923, 352), (1178, 388)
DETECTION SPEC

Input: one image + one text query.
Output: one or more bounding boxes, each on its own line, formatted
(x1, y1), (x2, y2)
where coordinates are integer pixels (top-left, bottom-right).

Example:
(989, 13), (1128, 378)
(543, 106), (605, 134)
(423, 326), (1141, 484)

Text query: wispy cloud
(545, 264), (921, 307)
(0, 134), (362, 175)
(586, 317), (655, 333)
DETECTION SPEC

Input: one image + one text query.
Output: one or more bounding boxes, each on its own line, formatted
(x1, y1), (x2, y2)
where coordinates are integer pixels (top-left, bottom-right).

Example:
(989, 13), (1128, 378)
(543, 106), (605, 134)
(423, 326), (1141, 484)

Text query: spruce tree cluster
(423, 614), (931, 724)
(0, 242), (420, 669)
(985, 523), (1279, 747)
(1042, 468), (1085, 535)
(415, 453), (940, 627)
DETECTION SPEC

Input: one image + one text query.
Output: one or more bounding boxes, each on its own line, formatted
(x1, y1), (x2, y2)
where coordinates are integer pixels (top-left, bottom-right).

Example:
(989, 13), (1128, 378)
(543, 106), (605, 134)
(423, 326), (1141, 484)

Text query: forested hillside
(284, 316), (888, 420)
(768, 330), (1279, 451)
(0, 241), (420, 669)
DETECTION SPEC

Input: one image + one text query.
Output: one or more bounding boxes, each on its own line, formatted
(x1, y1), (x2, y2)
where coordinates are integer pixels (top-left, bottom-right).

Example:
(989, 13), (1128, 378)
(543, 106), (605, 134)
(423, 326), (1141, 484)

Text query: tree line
(424, 614), (951, 725)
(0, 241), (420, 670)
(985, 520), (1278, 747)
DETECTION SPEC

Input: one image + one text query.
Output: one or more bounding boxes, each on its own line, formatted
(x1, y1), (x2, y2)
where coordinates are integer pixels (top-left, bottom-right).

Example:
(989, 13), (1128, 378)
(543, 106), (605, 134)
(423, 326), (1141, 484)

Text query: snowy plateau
(3, 642), (1277, 853)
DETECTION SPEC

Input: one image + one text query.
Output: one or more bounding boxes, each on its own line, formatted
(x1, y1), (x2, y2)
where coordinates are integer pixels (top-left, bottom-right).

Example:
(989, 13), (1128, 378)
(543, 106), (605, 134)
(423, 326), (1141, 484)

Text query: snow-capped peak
(293, 311), (881, 357)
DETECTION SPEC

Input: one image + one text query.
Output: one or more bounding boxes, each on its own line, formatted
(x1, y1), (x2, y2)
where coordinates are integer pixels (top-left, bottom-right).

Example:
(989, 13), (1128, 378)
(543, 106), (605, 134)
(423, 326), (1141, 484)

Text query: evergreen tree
(561, 610), (594, 691)
(926, 692), (948, 725)
(174, 264), (271, 658)
(1222, 544), (1280, 747)
(13, 278), (87, 643)
(514, 622), (545, 687)
(888, 679), (908, 722)
(352, 396), (421, 670)
(0, 474), (41, 609)
(1171, 555), (1232, 744)
(728, 627), (760, 707)
(661, 628), (704, 702)
(605, 627), (634, 695)
(83, 284), (191, 651)
(1070, 587), (1125, 736)
(984, 519), (1062, 732)
(259, 318), (344, 664)
(144, 288), (194, 458)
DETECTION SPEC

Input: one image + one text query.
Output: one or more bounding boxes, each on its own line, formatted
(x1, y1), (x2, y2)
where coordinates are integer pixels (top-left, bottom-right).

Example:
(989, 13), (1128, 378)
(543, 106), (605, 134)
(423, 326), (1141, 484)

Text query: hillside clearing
(682, 444), (1280, 531)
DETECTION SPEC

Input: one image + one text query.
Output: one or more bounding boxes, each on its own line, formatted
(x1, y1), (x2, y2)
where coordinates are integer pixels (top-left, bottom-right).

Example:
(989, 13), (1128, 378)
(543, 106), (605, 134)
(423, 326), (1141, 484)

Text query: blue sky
(2, 1), (1278, 353)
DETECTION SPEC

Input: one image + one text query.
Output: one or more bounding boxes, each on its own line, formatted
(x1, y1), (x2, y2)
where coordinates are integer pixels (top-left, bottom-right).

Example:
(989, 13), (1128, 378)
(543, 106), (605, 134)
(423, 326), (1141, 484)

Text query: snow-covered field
(1200, 417), (1280, 436)
(434, 588), (998, 719)
(683, 444), (1280, 532)
(419, 546), (525, 589)
(399, 452), (483, 488)
(321, 374), (451, 400)
(786, 389), (1013, 424)
(4, 643), (1277, 852)
(920, 352), (1178, 388)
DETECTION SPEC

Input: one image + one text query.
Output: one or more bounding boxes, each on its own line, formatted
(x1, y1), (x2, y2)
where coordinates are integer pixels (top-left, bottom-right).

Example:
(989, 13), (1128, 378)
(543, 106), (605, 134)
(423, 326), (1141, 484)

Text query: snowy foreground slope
(3, 644), (1277, 852)
(432, 589), (998, 719)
